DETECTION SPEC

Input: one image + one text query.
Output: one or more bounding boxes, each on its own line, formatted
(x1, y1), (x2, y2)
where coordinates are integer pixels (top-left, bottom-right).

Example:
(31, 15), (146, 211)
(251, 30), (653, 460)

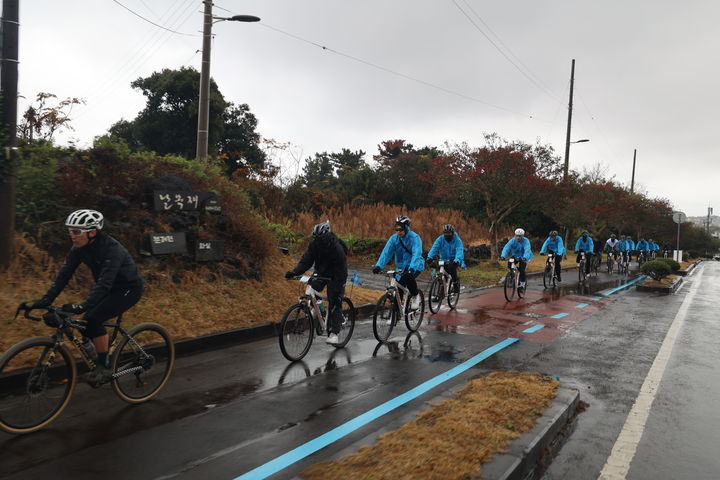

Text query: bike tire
(517, 275), (525, 298)
(0, 337), (77, 434)
(428, 277), (443, 314)
(278, 304), (314, 362)
(373, 293), (397, 343)
(543, 265), (551, 289)
(333, 297), (356, 349)
(607, 257), (612, 274)
(579, 261), (586, 283)
(111, 322), (175, 403)
(447, 279), (460, 310)
(405, 290), (425, 332)
(504, 271), (516, 301)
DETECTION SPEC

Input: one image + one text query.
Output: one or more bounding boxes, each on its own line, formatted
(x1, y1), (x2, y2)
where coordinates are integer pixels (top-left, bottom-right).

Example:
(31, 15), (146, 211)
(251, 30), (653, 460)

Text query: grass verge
(301, 371), (559, 480)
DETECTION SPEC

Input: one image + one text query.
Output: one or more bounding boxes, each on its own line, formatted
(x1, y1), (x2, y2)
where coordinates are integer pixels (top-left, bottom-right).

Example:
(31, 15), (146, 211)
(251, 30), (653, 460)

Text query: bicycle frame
(384, 270), (412, 316)
(436, 261), (451, 298)
(298, 275), (330, 334)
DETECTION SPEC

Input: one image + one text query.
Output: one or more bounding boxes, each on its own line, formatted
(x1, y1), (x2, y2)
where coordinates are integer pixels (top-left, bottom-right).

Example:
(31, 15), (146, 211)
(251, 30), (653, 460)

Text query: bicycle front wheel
(111, 322), (175, 403)
(428, 277), (443, 314)
(278, 304), (314, 362)
(504, 271), (516, 301)
(333, 298), (356, 349)
(447, 279), (460, 310)
(578, 262), (586, 283)
(405, 291), (425, 332)
(373, 293), (397, 342)
(0, 337), (77, 434)
(543, 265), (551, 289)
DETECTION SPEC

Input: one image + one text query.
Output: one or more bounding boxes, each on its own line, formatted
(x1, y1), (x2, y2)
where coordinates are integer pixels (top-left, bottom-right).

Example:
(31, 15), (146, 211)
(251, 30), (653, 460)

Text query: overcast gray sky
(18, 1), (719, 216)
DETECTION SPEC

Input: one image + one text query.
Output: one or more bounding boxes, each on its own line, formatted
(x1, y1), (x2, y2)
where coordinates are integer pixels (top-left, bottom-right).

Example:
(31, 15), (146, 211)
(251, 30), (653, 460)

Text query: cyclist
(500, 228), (534, 293)
(625, 236), (636, 262)
(575, 231), (594, 275)
(539, 230), (565, 282)
(372, 216), (424, 310)
(636, 238), (650, 262)
(648, 238), (660, 259)
(427, 224), (466, 289)
(618, 235), (631, 266)
(24, 210), (144, 383)
(604, 234), (621, 265)
(285, 221), (348, 345)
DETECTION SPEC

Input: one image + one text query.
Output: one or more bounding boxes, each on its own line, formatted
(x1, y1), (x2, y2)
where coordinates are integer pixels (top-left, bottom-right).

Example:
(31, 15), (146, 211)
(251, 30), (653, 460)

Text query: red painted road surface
(427, 288), (608, 343)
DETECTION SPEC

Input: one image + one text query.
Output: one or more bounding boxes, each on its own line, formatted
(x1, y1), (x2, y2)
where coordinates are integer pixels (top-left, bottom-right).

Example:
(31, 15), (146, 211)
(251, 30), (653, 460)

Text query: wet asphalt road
(1, 262), (717, 479)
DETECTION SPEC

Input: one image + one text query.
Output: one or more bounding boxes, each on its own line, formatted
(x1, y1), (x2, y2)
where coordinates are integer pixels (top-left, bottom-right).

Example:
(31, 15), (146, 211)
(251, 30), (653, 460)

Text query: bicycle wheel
(607, 257), (612, 274)
(517, 275), (525, 299)
(111, 322), (175, 403)
(543, 264), (551, 288)
(333, 298), (356, 349)
(406, 290), (425, 332)
(578, 261), (586, 282)
(428, 277), (444, 314)
(504, 271), (516, 301)
(0, 337), (77, 434)
(447, 279), (460, 310)
(278, 304), (314, 362)
(373, 293), (397, 342)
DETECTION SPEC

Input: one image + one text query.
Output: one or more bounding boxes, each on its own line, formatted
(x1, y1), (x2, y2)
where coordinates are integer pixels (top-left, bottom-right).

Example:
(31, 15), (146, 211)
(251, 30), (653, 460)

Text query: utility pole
(0, 0), (19, 269)
(630, 149), (636, 194)
(707, 207), (713, 234)
(195, 0), (213, 160)
(563, 59), (575, 181)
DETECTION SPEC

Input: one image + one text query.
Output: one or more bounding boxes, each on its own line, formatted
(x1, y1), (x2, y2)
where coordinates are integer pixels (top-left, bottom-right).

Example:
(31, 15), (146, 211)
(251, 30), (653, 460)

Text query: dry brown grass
(301, 372), (559, 480)
(265, 203), (513, 246)
(0, 234), (382, 355)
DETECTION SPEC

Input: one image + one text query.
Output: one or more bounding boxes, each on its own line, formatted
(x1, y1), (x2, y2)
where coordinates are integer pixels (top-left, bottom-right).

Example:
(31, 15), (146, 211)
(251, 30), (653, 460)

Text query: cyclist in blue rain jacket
(648, 239), (660, 258)
(373, 216), (424, 310)
(636, 238), (650, 258)
(625, 236), (636, 261)
(500, 228), (534, 293)
(575, 231), (594, 275)
(427, 224), (466, 289)
(618, 235), (630, 265)
(539, 230), (565, 282)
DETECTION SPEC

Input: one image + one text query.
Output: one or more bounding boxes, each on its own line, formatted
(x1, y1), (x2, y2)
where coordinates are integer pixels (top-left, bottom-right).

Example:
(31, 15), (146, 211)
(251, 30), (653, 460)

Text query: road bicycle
(278, 274), (355, 362)
(650, 250), (657, 260)
(606, 251), (618, 274)
(427, 260), (460, 313)
(542, 252), (559, 288)
(372, 270), (425, 342)
(503, 257), (525, 301)
(619, 251), (630, 275)
(0, 304), (175, 434)
(577, 251), (589, 283)
(638, 250), (648, 267)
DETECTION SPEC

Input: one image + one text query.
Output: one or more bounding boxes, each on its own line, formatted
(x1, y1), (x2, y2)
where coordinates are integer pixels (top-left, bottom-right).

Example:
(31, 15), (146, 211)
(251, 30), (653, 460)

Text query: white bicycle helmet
(514, 228), (525, 236)
(65, 209), (104, 230)
(312, 220), (331, 237)
(395, 215), (411, 227)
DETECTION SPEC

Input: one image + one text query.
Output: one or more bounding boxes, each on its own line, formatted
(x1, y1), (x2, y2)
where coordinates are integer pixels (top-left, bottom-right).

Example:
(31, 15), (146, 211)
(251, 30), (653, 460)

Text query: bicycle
(503, 257), (525, 301)
(278, 273), (355, 362)
(577, 251), (589, 283)
(606, 251), (617, 274)
(372, 270), (425, 343)
(0, 304), (175, 434)
(427, 260), (460, 314)
(619, 251), (630, 275)
(638, 250), (648, 267)
(542, 252), (559, 288)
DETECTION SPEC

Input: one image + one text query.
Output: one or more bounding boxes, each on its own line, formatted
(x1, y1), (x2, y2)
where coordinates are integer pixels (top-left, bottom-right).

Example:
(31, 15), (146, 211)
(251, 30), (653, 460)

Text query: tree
(18, 92), (84, 142)
(107, 67), (267, 173)
(373, 140), (438, 209)
(430, 134), (562, 258)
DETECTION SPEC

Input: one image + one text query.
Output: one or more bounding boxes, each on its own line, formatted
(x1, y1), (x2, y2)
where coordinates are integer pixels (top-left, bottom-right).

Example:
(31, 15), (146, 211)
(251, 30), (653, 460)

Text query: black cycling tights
(83, 286), (143, 338)
(399, 271), (421, 297)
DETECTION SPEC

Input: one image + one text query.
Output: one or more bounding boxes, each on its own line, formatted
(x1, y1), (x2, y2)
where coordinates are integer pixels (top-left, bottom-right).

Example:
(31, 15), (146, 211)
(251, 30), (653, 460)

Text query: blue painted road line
(602, 275), (647, 296)
(523, 324), (545, 333)
(235, 337), (521, 480)
(551, 312), (569, 319)
(590, 296), (602, 301)
(576, 303), (589, 309)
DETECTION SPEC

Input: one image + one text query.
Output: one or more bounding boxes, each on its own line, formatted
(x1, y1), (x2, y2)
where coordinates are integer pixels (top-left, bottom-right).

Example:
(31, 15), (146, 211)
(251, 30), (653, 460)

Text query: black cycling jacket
(44, 234), (144, 310)
(290, 233), (348, 283)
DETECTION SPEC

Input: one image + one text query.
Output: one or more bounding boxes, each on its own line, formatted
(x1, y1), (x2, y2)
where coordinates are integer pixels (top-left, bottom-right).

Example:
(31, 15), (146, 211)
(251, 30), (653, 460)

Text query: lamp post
(196, 1), (259, 160)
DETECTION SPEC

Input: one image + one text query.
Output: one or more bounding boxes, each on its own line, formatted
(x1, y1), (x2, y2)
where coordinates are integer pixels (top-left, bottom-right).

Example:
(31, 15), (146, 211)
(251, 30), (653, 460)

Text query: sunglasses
(68, 228), (91, 236)
(394, 227), (404, 232)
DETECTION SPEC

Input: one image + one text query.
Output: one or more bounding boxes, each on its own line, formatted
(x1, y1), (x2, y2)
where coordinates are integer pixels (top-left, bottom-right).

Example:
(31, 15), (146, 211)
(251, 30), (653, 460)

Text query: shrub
(655, 258), (680, 272)
(641, 260), (672, 281)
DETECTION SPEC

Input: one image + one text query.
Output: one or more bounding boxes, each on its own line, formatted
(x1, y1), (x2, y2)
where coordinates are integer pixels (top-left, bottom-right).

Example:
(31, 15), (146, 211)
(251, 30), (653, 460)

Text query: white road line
(598, 266), (704, 480)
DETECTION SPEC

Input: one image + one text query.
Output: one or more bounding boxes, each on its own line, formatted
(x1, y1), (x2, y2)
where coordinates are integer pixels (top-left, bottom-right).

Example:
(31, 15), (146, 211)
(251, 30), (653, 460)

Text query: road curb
(635, 275), (683, 295)
(677, 260), (701, 276)
(478, 386), (580, 480)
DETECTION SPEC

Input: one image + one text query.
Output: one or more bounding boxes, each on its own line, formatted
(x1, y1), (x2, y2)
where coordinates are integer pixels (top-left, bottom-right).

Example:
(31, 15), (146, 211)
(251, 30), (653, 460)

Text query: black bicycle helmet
(312, 221), (331, 237)
(581, 230), (589, 238)
(443, 224), (455, 234)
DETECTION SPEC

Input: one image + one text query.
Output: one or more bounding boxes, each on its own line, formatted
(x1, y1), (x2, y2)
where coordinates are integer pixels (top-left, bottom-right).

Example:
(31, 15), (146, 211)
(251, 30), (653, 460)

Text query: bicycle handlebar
(287, 273), (333, 282)
(15, 303), (74, 325)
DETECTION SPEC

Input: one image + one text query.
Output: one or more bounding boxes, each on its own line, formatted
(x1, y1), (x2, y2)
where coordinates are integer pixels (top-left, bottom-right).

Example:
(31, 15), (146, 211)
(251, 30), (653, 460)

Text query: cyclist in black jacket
(285, 221), (348, 345)
(26, 210), (144, 382)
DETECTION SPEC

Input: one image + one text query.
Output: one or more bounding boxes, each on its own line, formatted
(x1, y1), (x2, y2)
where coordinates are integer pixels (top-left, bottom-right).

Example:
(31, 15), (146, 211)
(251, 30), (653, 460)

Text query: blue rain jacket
(501, 236), (534, 260)
(575, 236), (594, 253)
(626, 238), (636, 250)
(618, 240), (630, 252)
(428, 233), (466, 268)
(650, 241), (660, 251)
(539, 236), (565, 255)
(636, 240), (650, 251)
(375, 227), (424, 274)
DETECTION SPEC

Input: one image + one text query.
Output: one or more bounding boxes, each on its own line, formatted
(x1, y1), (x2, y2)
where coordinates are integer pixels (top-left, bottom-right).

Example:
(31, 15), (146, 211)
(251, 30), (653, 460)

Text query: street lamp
(196, 2), (260, 160)
(563, 138), (590, 180)
(571, 139), (590, 144)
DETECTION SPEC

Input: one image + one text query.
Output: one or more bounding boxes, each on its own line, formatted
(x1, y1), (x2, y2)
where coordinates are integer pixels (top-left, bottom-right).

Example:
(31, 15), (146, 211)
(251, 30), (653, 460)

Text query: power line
(261, 23), (548, 120)
(112, 0), (199, 37)
(451, 0), (560, 104)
